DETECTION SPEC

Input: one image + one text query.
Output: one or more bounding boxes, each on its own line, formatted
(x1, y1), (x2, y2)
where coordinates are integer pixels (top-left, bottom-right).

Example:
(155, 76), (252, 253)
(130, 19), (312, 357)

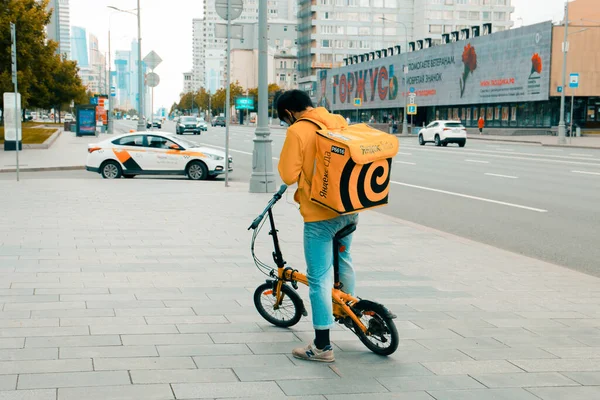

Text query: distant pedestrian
(369, 116), (375, 124)
(346, 116), (351, 124)
(478, 116), (485, 135)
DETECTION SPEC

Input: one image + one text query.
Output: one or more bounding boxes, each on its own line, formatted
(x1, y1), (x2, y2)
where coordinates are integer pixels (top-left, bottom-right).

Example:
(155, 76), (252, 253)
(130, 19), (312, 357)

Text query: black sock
(314, 329), (330, 350)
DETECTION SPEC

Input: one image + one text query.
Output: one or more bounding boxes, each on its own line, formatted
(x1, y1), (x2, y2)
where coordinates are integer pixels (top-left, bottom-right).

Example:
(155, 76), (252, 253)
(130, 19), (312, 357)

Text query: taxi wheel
(100, 160), (122, 179)
(187, 161), (208, 181)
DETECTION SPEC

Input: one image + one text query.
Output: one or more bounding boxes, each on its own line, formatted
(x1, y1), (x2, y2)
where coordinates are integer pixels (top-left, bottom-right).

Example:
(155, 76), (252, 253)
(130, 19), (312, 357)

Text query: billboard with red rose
(319, 21), (552, 110)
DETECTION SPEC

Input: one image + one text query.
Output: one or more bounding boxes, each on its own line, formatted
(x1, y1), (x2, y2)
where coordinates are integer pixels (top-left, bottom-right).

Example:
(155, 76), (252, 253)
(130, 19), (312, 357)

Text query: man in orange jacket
(277, 90), (358, 363)
(478, 116), (485, 134)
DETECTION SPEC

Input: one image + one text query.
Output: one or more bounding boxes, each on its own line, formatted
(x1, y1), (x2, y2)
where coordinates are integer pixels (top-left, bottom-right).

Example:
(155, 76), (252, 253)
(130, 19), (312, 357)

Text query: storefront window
(501, 105), (509, 127)
(518, 103), (526, 127)
(453, 108), (459, 120)
(486, 107), (494, 122)
(588, 106), (596, 121)
(466, 108), (472, 125)
(473, 107), (478, 122)
(510, 105), (517, 127)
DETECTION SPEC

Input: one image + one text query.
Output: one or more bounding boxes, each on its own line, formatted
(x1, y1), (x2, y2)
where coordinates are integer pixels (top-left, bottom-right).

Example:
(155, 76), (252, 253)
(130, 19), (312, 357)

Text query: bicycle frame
(265, 207), (369, 334)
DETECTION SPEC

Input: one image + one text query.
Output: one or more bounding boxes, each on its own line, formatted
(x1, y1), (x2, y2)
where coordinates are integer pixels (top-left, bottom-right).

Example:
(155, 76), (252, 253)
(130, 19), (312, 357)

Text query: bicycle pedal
(302, 308), (308, 317)
(292, 281), (298, 290)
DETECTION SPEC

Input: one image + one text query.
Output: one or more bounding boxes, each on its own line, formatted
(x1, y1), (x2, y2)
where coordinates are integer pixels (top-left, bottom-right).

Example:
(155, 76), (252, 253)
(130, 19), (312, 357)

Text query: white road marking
(465, 159), (490, 164)
(485, 173), (518, 179)
(201, 144), (252, 155)
(406, 144), (598, 161)
(570, 153), (593, 157)
(395, 161), (416, 165)
(201, 143), (280, 161)
(397, 152), (413, 156)
(572, 170), (600, 176)
(390, 181), (548, 213)
(403, 145), (600, 167)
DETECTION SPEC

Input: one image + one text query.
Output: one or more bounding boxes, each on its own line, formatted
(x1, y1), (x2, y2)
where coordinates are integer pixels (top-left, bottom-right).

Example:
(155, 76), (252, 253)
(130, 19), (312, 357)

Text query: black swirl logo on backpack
(339, 158), (392, 212)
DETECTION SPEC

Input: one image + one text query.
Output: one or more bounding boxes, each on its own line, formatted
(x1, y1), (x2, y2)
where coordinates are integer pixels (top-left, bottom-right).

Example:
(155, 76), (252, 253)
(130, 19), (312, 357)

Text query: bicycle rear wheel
(254, 282), (303, 328)
(351, 300), (399, 356)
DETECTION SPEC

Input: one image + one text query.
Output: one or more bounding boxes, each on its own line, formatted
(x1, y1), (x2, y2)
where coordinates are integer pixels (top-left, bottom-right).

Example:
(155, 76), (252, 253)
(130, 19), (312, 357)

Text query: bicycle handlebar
(248, 184), (288, 230)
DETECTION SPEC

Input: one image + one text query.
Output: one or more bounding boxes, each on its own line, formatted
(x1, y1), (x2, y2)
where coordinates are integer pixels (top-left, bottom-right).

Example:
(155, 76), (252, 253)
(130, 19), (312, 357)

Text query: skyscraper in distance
(46, 0), (72, 58)
(70, 26), (88, 67)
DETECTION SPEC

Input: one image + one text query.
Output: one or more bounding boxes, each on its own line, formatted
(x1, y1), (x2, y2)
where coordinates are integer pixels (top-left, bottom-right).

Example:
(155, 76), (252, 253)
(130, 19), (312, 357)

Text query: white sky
(70, 0), (568, 112)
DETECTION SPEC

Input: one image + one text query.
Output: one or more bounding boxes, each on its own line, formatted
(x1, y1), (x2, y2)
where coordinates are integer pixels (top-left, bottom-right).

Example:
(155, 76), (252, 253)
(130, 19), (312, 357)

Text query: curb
(24, 129), (61, 150)
(0, 165), (85, 174)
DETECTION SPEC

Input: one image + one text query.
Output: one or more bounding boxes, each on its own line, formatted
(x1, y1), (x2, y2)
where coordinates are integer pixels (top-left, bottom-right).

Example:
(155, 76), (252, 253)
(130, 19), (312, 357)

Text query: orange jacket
(478, 117), (485, 129)
(278, 107), (348, 222)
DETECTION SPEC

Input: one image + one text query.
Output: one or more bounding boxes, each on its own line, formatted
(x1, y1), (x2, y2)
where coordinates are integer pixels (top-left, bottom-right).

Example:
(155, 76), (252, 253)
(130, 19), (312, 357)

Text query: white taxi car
(418, 120), (467, 147)
(86, 132), (233, 180)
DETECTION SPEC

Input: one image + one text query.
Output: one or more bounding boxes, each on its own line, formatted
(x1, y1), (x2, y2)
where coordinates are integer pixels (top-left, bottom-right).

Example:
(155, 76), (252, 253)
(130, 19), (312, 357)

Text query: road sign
(409, 87), (415, 93)
(10, 23), (17, 85)
(143, 51), (162, 71)
(235, 97), (254, 110)
(110, 86), (116, 97)
(146, 72), (160, 87)
(557, 86), (563, 93)
(407, 104), (417, 115)
(215, 0), (243, 20)
(569, 73), (579, 89)
(354, 98), (362, 107)
(408, 93), (416, 103)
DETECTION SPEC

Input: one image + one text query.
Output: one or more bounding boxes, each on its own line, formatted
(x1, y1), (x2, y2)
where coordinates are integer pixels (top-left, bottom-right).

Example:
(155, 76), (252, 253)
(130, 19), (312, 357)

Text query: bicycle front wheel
(254, 282), (303, 328)
(351, 301), (399, 356)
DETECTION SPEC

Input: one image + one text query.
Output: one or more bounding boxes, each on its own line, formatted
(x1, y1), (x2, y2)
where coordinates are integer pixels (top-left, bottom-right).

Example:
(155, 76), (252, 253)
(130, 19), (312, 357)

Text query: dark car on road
(212, 116), (226, 127)
(146, 119), (162, 129)
(176, 116), (202, 135)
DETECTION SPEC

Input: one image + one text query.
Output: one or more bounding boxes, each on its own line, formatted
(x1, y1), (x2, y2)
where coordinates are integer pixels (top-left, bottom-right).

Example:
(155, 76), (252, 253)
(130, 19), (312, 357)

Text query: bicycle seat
(334, 223), (357, 241)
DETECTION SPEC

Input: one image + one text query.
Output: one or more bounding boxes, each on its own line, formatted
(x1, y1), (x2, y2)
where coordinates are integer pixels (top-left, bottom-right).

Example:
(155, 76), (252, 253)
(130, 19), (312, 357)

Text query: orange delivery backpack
(299, 118), (399, 214)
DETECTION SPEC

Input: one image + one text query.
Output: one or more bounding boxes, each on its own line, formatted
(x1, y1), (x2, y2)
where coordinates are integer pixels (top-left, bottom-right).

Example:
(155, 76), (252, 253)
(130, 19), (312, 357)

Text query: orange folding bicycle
(249, 185), (399, 356)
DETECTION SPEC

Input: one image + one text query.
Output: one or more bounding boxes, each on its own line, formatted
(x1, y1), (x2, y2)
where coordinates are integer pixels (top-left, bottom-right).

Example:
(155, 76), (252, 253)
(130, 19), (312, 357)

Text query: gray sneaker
(292, 342), (334, 363)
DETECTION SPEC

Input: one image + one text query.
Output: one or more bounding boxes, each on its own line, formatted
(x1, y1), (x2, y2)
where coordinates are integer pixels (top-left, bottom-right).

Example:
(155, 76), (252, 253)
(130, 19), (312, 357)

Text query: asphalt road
(9, 119), (600, 277)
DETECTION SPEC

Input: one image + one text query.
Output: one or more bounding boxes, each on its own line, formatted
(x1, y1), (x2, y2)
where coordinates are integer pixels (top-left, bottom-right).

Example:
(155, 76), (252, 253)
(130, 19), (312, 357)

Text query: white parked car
(86, 132), (233, 180)
(131, 115), (139, 121)
(64, 113), (74, 122)
(418, 120), (467, 147)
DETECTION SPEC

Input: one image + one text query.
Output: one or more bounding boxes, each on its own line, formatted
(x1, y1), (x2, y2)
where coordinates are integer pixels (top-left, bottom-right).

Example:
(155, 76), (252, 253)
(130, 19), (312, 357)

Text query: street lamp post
(249, 0), (276, 193)
(380, 17), (408, 134)
(107, 4), (144, 131)
(135, 0), (144, 132)
(557, 1), (569, 144)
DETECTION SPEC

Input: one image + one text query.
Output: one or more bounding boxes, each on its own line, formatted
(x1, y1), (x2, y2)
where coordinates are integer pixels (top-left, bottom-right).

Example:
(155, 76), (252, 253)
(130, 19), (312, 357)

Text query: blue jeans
(304, 214), (359, 330)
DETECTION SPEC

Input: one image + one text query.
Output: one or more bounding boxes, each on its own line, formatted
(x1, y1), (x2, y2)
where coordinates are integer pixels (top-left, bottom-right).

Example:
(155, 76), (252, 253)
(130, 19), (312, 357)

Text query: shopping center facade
(315, 20), (600, 130)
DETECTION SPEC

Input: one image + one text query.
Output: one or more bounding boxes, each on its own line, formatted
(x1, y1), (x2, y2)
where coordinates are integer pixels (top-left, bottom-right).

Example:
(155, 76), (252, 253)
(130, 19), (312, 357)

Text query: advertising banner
(317, 22), (552, 111)
(2, 92), (22, 142)
(76, 105), (97, 136)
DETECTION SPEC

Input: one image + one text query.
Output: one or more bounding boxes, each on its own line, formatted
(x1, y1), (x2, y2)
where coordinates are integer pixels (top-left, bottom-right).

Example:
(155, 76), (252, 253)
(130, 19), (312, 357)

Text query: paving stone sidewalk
(0, 178), (598, 400)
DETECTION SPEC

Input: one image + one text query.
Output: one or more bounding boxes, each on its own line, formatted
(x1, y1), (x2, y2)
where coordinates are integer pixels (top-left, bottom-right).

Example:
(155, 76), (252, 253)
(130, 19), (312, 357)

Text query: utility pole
(249, 0), (276, 192)
(224, 0), (232, 187)
(558, 1), (569, 144)
(136, 0), (145, 131)
(107, 27), (113, 134)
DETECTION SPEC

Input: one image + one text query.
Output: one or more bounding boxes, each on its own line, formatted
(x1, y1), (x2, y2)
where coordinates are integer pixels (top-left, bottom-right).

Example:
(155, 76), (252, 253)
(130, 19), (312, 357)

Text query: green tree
(169, 102), (178, 115)
(210, 82), (244, 115)
(0, 0), (87, 120)
(1, 0), (52, 111)
(178, 92), (193, 111)
(127, 108), (138, 116)
(44, 54), (87, 122)
(193, 88), (211, 113)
